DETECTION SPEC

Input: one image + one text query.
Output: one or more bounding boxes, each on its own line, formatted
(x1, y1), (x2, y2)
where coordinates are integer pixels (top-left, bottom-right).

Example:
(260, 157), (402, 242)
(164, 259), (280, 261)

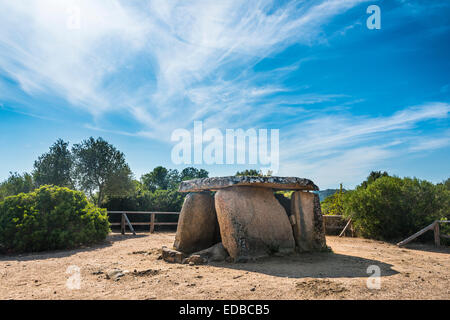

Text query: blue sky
(0, 0), (449, 190)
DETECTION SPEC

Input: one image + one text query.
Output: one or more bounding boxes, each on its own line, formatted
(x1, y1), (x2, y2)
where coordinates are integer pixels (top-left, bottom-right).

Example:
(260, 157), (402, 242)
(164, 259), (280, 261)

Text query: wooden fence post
(107, 211), (180, 234)
(121, 213), (125, 235)
(434, 222), (440, 247)
(150, 213), (156, 234)
(339, 218), (352, 237)
(123, 214), (136, 236)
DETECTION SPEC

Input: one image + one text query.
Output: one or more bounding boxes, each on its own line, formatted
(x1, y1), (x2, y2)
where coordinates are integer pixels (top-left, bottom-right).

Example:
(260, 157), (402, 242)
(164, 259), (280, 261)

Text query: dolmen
(163, 176), (328, 264)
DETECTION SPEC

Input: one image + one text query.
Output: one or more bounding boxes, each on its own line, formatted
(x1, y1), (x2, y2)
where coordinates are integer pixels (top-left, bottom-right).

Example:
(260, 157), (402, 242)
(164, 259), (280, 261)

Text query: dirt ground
(0, 233), (449, 300)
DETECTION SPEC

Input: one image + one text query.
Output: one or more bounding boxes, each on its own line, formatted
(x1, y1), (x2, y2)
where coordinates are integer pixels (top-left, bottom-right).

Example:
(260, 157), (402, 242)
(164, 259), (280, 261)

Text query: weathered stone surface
(161, 246), (187, 264)
(274, 193), (292, 217)
(174, 192), (219, 254)
(215, 186), (295, 261)
(290, 191), (327, 252)
(106, 269), (127, 281)
(179, 176), (319, 193)
(191, 242), (229, 262)
(182, 255), (206, 265)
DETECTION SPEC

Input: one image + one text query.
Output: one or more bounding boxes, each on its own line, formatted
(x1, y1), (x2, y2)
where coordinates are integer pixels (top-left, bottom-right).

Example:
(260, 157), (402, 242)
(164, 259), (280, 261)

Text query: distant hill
(314, 189), (346, 202)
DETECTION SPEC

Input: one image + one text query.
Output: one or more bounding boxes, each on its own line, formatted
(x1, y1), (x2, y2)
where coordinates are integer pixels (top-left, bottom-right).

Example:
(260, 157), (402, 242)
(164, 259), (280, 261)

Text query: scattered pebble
(106, 269), (125, 281)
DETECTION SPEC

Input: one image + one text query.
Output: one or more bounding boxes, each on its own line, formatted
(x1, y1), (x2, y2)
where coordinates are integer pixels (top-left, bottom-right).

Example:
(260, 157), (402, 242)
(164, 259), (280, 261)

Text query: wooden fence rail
(108, 211), (180, 235)
(322, 215), (354, 237)
(107, 211), (448, 246)
(397, 220), (449, 247)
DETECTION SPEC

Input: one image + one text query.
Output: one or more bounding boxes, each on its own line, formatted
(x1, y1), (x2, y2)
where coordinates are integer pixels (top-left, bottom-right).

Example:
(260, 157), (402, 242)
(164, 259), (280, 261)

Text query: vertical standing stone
(291, 191), (327, 252)
(174, 192), (219, 254)
(215, 186), (295, 261)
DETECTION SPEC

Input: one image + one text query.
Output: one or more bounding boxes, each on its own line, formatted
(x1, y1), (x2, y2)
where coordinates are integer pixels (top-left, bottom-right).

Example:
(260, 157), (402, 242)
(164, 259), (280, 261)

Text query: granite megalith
(214, 186), (295, 261)
(173, 192), (220, 254)
(290, 191), (327, 252)
(164, 176), (327, 264)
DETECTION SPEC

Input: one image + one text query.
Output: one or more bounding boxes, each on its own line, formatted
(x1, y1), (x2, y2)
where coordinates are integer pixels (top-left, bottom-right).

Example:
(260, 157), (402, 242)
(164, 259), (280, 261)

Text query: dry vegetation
(0, 233), (449, 300)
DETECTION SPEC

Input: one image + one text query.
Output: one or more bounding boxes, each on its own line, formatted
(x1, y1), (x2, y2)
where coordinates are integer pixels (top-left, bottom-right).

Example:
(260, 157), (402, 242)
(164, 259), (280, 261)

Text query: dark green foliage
(236, 169), (262, 176)
(33, 139), (74, 188)
(344, 176), (449, 241)
(72, 137), (134, 206)
(103, 189), (184, 228)
(104, 166), (208, 228)
(435, 178), (450, 243)
(0, 172), (34, 201)
(0, 186), (110, 253)
(141, 167), (209, 192)
(360, 171), (389, 189)
(235, 169), (273, 177)
(104, 189), (184, 213)
(180, 167), (209, 181)
(141, 167), (176, 191)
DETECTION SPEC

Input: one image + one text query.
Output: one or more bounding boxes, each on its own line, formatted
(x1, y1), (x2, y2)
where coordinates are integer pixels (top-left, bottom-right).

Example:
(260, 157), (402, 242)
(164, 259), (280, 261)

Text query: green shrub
(0, 185), (110, 253)
(344, 176), (449, 241)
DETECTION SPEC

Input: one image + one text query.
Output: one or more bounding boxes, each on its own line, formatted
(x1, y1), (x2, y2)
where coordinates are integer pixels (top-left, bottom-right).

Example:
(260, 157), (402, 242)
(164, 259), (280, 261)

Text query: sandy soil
(0, 233), (448, 300)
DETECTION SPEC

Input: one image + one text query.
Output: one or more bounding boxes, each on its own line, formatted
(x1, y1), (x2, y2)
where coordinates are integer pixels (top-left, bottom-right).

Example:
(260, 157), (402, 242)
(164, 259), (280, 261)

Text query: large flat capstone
(179, 176), (319, 193)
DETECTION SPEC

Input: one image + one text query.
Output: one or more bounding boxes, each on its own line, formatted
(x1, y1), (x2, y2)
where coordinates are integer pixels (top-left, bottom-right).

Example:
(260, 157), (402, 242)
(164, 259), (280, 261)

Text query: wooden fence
(107, 212), (448, 247)
(322, 215), (354, 236)
(397, 220), (450, 247)
(108, 211), (180, 235)
(109, 212), (354, 236)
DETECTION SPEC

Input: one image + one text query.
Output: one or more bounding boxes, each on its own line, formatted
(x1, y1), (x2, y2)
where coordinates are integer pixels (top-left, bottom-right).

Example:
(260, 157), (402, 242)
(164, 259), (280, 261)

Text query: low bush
(343, 176), (449, 241)
(0, 185), (110, 253)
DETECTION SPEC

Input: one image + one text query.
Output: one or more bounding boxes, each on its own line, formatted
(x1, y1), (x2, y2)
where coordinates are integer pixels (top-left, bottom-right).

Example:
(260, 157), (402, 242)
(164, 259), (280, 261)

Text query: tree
(360, 171), (389, 189)
(141, 166), (170, 192)
(166, 169), (181, 189)
(141, 167), (208, 192)
(72, 137), (133, 207)
(236, 169), (262, 176)
(0, 172), (34, 201)
(180, 167), (209, 181)
(435, 178), (450, 221)
(33, 139), (74, 188)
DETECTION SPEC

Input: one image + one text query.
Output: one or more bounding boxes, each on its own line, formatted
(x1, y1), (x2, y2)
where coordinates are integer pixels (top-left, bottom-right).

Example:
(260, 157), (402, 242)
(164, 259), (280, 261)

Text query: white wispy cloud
(0, 0), (150, 115)
(282, 102), (450, 157)
(0, 0), (370, 132)
(409, 133), (450, 152)
(280, 145), (394, 188)
(1, 0), (448, 188)
(279, 102), (450, 187)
